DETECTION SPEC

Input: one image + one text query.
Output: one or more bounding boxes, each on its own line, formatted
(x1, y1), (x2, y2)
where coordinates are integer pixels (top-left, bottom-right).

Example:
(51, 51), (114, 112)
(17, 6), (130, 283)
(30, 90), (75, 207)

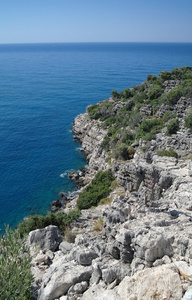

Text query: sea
(0, 42), (192, 231)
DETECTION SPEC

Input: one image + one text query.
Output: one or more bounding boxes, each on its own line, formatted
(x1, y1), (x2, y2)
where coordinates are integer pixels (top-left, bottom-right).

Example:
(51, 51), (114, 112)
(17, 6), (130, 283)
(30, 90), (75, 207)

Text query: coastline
(1, 43), (192, 231)
(4, 66), (192, 300)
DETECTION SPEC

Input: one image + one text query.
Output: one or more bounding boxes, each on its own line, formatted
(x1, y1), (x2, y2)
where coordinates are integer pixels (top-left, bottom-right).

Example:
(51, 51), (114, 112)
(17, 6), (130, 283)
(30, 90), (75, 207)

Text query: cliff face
(72, 113), (109, 186)
(28, 68), (192, 300)
(73, 113), (108, 171)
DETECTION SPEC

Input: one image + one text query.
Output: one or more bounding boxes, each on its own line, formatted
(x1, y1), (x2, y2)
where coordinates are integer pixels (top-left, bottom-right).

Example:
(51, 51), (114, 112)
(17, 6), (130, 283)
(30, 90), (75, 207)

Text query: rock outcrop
(28, 73), (192, 300)
(73, 113), (109, 184)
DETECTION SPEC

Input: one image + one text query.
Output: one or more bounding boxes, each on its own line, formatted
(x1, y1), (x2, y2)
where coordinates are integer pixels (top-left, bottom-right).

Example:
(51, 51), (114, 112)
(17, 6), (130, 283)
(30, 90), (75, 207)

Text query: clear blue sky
(0, 0), (192, 44)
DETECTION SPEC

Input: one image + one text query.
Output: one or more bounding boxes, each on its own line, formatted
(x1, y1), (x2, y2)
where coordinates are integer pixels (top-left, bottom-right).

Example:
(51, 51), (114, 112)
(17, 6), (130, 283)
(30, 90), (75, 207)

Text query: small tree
(148, 84), (163, 100)
(166, 119), (179, 135)
(111, 90), (120, 100)
(0, 227), (33, 299)
(120, 88), (133, 100)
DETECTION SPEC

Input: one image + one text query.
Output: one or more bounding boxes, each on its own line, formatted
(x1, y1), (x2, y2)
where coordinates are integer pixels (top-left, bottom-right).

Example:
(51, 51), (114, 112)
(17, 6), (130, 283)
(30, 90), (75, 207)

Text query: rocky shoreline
(27, 73), (192, 300)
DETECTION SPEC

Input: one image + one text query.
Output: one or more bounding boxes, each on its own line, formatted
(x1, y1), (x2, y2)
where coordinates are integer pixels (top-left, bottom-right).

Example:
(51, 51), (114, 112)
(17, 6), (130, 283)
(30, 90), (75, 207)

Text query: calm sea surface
(0, 42), (192, 231)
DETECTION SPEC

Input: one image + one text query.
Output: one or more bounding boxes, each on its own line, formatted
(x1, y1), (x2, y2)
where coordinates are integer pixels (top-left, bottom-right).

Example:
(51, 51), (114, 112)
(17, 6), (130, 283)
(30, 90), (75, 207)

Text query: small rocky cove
(27, 69), (192, 300)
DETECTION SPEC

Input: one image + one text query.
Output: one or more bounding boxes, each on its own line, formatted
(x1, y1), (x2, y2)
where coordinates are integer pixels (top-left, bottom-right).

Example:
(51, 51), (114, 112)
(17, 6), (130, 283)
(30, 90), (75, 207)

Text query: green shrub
(87, 101), (114, 121)
(181, 66), (192, 80)
(147, 74), (158, 82)
(101, 134), (111, 151)
(114, 144), (135, 161)
(129, 111), (142, 129)
(0, 227), (33, 299)
(87, 104), (100, 119)
(120, 88), (134, 100)
(134, 91), (148, 103)
(171, 67), (183, 79)
(104, 116), (116, 127)
(165, 80), (192, 105)
(185, 114), (192, 132)
(148, 84), (163, 100)
(132, 82), (147, 93)
(159, 70), (172, 81)
(163, 111), (176, 123)
(136, 118), (163, 141)
(181, 79), (192, 97)
(77, 170), (114, 210)
(121, 131), (135, 145)
(111, 90), (120, 100)
(166, 119), (179, 135)
(166, 86), (182, 104)
(120, 101), (135, 113)
(157, 148), (178, 158)
(17, 209), (81, 237)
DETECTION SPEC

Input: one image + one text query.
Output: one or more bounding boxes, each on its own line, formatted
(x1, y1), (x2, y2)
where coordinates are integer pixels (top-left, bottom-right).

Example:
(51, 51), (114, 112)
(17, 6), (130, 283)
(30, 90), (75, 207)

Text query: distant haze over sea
(0, 42), (192, 231)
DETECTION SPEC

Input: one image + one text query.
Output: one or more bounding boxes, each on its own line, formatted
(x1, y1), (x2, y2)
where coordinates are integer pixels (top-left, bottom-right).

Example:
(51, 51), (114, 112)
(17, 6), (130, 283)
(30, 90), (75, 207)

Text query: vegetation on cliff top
(87, 66), (192, 161)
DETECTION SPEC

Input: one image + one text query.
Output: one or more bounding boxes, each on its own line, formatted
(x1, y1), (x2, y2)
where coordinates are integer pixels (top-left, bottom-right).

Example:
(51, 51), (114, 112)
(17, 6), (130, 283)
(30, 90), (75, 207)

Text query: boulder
(132, 231), (174, 265)
(38, 265), (92, 300)
(27, 225), (63, 252)
(68, 281), (88, 295)
(174, 261), (192, 281)
(34, 251), (51, 266)
(102, 267), (117, 284)
(117, 265), (183, 300)
(51, 199), (62, 212)
(59, 241), (73, 253)
(90, 262), (102, 284)
(75, 248), (99, 266)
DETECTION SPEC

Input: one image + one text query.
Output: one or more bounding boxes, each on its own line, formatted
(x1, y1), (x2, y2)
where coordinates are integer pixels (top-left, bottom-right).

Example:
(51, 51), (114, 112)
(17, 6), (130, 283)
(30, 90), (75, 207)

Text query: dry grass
(93, 217), (104, 233)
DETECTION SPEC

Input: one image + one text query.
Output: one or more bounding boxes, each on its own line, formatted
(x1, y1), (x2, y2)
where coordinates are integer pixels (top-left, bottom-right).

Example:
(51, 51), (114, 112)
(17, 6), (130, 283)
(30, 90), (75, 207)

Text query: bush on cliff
(111, 89), (121, 100)
(77, 170), (115, 210)
(166, 118), (180, 135)
(163, 111), (176, 123)
(113, 144), (135, 161)
(148, 84), (163, 100)
(17, 209), (80, 238)
(157, 148), (178, 158)
(185, 114), (192, 132)
(0, 226), (33, 299)
(136, 118), (163, 141)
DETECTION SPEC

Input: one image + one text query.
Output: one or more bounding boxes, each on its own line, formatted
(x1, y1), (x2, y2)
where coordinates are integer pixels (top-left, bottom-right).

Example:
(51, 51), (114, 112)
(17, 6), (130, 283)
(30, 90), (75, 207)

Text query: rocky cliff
(28, 67), (192, 300)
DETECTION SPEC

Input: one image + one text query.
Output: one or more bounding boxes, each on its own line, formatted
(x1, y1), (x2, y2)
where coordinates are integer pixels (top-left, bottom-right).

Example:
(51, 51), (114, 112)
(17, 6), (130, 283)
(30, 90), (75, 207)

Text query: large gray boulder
(38, 264), (92, 300)
(132, 231), (174, 266)
(117, 265), (183, 300)
(72, 247), (99, 266)
(27, 225), (63, 252)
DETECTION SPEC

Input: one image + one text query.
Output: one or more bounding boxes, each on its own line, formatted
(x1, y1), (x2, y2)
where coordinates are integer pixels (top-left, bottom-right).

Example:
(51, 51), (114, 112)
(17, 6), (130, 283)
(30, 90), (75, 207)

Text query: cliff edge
(29, 67), (192, 300)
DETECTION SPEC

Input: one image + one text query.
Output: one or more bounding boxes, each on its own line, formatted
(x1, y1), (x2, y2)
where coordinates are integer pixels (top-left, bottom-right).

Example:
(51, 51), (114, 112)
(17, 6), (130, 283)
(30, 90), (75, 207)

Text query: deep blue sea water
(0, 42), (192, 231)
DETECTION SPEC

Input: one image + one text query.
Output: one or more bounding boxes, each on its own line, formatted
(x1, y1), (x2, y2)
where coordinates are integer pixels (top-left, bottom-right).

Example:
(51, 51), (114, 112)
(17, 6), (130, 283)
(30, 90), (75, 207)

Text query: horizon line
(0, 41), (192, 45)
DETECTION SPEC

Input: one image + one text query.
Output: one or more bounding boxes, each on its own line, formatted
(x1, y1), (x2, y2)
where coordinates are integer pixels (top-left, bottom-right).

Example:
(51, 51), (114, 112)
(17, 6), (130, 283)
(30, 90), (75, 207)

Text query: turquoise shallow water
(0, 42), (192, 231)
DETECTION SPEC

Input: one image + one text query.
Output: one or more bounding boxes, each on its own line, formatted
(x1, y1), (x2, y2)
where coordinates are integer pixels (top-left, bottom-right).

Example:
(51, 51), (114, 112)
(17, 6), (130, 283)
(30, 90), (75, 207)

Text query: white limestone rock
(117, 265), (183, 300)
(38, 264), (92, 300)
(175, 261), (192, 281)
(27, 225), (63, 252)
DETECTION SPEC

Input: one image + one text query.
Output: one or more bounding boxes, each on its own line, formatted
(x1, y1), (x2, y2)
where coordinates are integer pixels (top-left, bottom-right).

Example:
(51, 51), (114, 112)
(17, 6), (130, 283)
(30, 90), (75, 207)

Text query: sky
(0, 0), (192, 44)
